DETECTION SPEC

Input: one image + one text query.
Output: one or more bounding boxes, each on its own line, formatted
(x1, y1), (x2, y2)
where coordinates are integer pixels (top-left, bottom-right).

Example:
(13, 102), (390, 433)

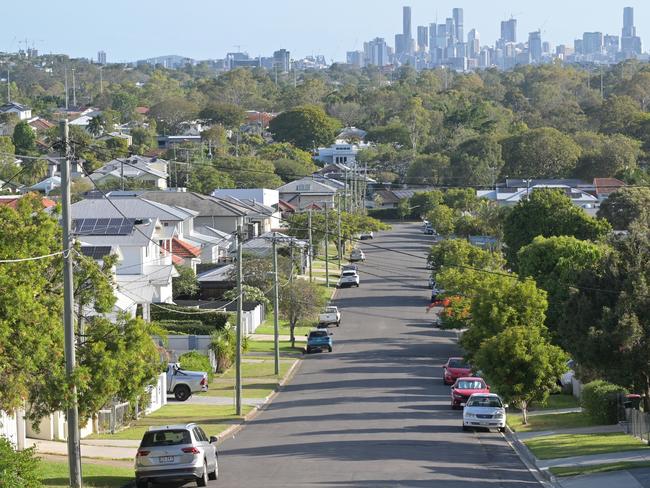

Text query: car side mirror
(329, 333), (333, 336)
(305, 334), (308, 337)
(210, 436), (219, 444)
(504, 404), (509, 409)
(487, 385), (491, 391)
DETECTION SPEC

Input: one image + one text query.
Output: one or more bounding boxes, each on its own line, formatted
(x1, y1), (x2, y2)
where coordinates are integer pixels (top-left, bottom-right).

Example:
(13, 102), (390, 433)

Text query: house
(368, 189), (402, 209)
(89, 156), (169, 190)
(25, 176), (61, 195)
(0, 194), (56, 209)
(477, 184), (599, 213)
(99, 132), (133, 147)
(74, 218), (178, 318)
(196, 264), (235, 300)
(593, 178), (626, 202)
(276, 177), (339, 210)
(315, 141), (370, 166)
(68, 108), (102, 128)
(0, 102), (32, 120)
(27, 117), (55, 133)
(242, 232), (309, 273)
(212, 188), (279, 208)
(143, 190), (273, 241)
(157, 135), (201, 149)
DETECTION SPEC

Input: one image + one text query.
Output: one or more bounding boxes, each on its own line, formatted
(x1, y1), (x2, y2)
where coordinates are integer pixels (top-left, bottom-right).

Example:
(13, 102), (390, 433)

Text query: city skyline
(1, 1), (648, 63)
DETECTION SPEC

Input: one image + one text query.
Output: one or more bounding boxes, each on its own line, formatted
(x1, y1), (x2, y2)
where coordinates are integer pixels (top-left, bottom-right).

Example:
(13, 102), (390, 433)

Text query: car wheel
(498, 427), (506, 433)
(451, 404), (457, 410)
(208, 457), (218, 480)
(328, 346), (333, 352)
(196, 460), (209, 487)
(336, 321), (340, 327)
(173, 385), (191, 402)
(306, 347), (311, 354)
(462, 424), (470, 432)
(135, 479), (148, 488)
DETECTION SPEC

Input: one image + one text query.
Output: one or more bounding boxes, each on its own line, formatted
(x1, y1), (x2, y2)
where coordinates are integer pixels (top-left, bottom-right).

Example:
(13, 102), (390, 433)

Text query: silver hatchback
(135, 423), (219, 487)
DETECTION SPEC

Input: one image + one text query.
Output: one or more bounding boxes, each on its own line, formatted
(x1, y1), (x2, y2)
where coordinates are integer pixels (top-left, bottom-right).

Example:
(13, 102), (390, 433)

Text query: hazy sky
(2, 1), (647, 62)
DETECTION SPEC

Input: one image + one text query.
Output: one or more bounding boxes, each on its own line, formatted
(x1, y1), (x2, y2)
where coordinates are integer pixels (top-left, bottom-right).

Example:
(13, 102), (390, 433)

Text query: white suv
(338, 269), (360, 288)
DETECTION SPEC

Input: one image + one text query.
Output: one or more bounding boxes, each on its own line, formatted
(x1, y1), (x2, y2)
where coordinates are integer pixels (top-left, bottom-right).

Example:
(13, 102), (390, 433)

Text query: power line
(0, 248), (71, 263)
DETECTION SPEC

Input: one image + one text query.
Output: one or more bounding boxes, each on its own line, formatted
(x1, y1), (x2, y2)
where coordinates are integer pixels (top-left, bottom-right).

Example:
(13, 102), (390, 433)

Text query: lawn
(550, 460), (650, 477)
(39, 460), (133, 487)
(254, 319), (313, 338)
(508, 412), (600, 432)
(88, 403), (251, 441)
(198, 357), (297, 399)
(530, 394), (580, 411)
(524, 433), (650, 460)
(247, 339), (304, 355)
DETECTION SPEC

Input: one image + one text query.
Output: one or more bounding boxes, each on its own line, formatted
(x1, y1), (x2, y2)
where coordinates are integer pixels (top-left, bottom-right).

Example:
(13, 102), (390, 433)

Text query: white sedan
(462, 393), (507, 433)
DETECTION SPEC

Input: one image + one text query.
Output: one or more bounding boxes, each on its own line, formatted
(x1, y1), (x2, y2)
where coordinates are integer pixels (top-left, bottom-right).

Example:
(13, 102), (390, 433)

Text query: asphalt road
(181, 223), (540, 487)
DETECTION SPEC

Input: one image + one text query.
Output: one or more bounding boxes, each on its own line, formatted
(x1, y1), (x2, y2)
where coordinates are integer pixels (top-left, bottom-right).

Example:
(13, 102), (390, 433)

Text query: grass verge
(508, 412), (601, 433)
(88, 403), (251, 441)
(39, 460), (133, 487)
(530, 394), (580, 411)
(524, 433), (650, 460)
(550, 460), (650, 477)
(254, 319), (312, 338)
(247, 340), (304, 355)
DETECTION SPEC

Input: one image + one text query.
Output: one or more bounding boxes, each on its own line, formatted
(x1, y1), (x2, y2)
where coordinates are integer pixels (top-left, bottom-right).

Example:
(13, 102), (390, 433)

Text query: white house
(89, 156), (169, 190)
(315, 141), (370, 166)
(276, 177), (339, 210)
(478, 184), (599, 212)
(0, 102), (32, 120)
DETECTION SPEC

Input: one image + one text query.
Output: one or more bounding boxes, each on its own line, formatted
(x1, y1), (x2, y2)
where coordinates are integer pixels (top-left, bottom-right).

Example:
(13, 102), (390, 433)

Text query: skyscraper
(623, 7), (635, 37)
(402, 6), (413, 54)
(453, 8), (464, 44)
(364, 38), (390, 66)
(621, 7), (642, 56)
(273, 49), (291, 73)
(529, 31), (543, 63)
(582, 32), (603, 55)
(467, 29), (480, 59)
(417, 26), (429, 52)
(500, 18), (517, 44)
(97, 51), (107, 65)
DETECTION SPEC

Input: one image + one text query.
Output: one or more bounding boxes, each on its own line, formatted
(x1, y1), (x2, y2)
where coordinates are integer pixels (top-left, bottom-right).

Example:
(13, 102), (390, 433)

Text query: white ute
(318, 306), (341, 327)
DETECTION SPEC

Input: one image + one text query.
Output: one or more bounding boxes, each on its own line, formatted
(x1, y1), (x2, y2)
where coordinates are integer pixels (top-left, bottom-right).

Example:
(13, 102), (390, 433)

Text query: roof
(0, 102), (29, 112)
(197, 264), (235, 282)
(374, 189), (401, 204)
(80, 246), (113, 260)
(91, 156), (168, 181)
(27, 117), (55, 132)
(0, 194), (56, 209)
(28, 176), (61, 192)
(135, 106), (150, 114)
(78, 220), (158, 246)
(277, 200), (297, 212)
(72, 196), (193, 222)
(172, 237), (201, 258)
(143, 191), (250, 218)
(276, 178), (339, 195)
(593, 178), (625, 195)
(147, 423), (197, 432)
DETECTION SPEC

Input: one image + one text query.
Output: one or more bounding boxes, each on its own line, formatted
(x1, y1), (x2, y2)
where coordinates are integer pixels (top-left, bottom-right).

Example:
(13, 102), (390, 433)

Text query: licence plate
(159, 456), (175, 464)
(460, 403), (466, 407)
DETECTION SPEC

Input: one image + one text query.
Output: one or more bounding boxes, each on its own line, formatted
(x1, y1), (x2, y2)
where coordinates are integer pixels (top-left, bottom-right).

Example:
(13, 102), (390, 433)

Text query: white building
(478, 184), (599, 213)
(316, 141), (370, 166)
(0, 102), (32, 120)
(212, 188), (279, 208)
(276, 177), (339, 210)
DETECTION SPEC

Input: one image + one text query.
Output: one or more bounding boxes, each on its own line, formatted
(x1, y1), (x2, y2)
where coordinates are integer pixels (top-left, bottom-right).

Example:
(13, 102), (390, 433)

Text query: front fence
(624, 408), (650, 444)
(97, 401), (130, 434)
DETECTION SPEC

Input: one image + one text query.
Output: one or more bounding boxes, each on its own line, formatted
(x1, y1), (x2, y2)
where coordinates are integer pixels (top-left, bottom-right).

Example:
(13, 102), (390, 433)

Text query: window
(448, 359), (469, 369)
(141, 429), (191, 447)
(455, 380), (485, 390)
(193, 427), (207, 442)
(467, 396), (503, 408)
(296, 184), (311, 191)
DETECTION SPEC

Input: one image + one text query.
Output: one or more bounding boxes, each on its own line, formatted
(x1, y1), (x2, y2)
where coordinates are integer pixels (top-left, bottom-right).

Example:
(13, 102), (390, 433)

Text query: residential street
(169, 223), (540, 487)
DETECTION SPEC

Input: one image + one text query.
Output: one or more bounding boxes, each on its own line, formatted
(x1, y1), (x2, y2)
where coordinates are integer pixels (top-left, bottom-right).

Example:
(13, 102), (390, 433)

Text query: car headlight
(464, 413), (475, 418)
(494, 411), (505, 418)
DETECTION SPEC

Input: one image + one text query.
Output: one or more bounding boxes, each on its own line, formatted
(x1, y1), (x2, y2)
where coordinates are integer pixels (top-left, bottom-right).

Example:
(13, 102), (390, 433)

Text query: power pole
(99, 67), (103, 95)
(337, 193), (342, 268)
(324, 202), (330, 288)
(60, 120), (82, 488)
(6, 68), (9, 102)
(71, 68), (77, 108)
(307, 209), (313, 283)
(272, 235), (280, 375)
(235, 223), (243, 416)
(120, 159), (125, 191)
(64, 68), (69, 111)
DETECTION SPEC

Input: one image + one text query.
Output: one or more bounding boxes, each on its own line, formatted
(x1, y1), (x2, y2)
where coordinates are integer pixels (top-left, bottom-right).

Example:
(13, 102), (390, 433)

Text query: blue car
(306, 330), (333, 354)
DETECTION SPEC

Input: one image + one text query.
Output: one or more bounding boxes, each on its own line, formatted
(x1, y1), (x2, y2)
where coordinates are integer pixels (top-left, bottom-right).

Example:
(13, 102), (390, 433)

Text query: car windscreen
(309, 331), (328, 338)
(325, 307), (337, 313)
(448, 359), (469, 369)
(467, 397), (503, 408)
(456, 380), (485, 390)
(141, 429), (191, 447)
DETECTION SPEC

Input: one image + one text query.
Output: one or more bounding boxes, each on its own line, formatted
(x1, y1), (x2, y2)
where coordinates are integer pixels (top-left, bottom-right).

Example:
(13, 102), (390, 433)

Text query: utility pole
(64, 68), (69, 111)
(99, 66), (103, 95)
(289, 240), (295, 284)
(60, 120), (82, 488)
(120, 159), (125, 191)
(6, 68), (9, 102)
(308, 209), (313, 283)
(343, 168), (348, 212)
(272, 235), (280, 375)
(235, 223), (243, 416)
(337, 193), (342, 268)
(324, 202), (330, 288)
(71, 68), (77, 108)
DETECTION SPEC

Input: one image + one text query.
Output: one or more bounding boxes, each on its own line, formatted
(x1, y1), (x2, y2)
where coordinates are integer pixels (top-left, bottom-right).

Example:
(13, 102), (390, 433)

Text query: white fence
(0, 409), (25, 449)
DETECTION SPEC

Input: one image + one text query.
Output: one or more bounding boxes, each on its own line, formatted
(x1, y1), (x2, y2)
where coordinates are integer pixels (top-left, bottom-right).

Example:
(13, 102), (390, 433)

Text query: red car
(450, 377), (490, 409)
(443, 357), (472, 385)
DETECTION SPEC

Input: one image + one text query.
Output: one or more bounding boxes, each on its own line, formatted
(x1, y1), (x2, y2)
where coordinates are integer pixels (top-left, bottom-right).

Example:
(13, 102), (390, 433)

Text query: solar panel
(80, 246), (112, 259)
(73, 218), (135, 236)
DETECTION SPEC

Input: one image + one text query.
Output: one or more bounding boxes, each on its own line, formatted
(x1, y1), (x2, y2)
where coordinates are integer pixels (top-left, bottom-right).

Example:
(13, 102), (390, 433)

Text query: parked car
(425, 227), (436, 235)
(350, 249), (365, 262)
(428, 277), (436, 289)
(306, 329), (333, 353)
(462, 393), (507, 432)
(342, 263), (358, 272)
(359, 231), (374, 240)
(339, 269), (360, 288)
(421, 220), (430, 230)
(431, 286), (445, 303)
(166, 363), (208, 401)
(135, 423), (218, 487)
(450, 377), (490, 409)
(318, 306), (341, 328)
(443, 357), (472, 385)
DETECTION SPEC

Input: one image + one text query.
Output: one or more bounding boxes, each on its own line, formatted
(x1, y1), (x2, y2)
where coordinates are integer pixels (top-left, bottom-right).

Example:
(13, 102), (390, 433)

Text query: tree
(172, 265), (199, 299)
(327, 101), (365, 127)
(598, 187), (650, 231)
(474, 325), (568, 424)
(405, 154), (449, 185)
(200, 125), (229, 157)
(199, 102), (246, 128)
(573, 132), (641, 179)
(428, 238), (505, 273)
(449, 135), (504, 186)
(131, 124), (158, 154)
(443, 188), (479, 211)
(503, 189), (611, 266)
(269, 105), (340, 151)
(397, 198), (411, 220)
(149, 97), (199, 135)
(256, 143), (313, 166)
(215, 156), (282, 188)
(426, 204), (455, 236)
(365, 121), (411, 147)
(599, 95), (642, 135)
(12, 121), (36, 154)
(409, 190), (443, 217)
(400, 97), (429, 153)
(188, 164), (235, 194)
(272, 158), (317, 182)
(518, 236), (608, 341)
(87, 115), (105, 137)
(501, 128), (582, 178)
(223, 284), (270, 308)
(279, 280), (325, 347)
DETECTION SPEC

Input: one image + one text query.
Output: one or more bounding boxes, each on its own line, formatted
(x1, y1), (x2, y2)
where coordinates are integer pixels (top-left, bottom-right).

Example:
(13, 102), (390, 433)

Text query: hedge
(178, 351), (214, 378)
(151, 304), (231, 328)
(580, 380), (627, 424)
(156, 320), (216, 335)
(368, 208), (403, 220)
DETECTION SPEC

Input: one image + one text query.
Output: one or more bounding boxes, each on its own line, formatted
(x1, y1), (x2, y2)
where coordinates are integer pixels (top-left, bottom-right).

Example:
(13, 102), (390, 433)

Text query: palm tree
(87, 115), (104, 137)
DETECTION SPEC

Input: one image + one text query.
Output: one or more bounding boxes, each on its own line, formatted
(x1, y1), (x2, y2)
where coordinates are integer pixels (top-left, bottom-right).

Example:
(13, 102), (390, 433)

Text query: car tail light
(182, 447), (200, 454)
(200, 377), (207, 386)
(137, 450), (150, 457)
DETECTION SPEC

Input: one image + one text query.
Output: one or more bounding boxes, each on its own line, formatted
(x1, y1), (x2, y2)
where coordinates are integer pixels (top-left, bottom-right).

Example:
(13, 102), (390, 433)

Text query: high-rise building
(621, 7), (642, 56)
(453, 8), (464, 44)
(402, 6), (413, 54)
(604, 35), (620, 56)
(97, 51), (107, 65)
(417, 26), (429, 52)
(467, 29), (480, 59)
(273, 49), (291, 73)
(429, 23), (437, 51)
(446, 18), (455, 43)
(582, 32), (603, 55)
(501, 18), (517, 43)
(574, 39), (584, 55)
(528, 31), (543, 63)
(346, 51), (364, 68)
(364, 38), (390, 66)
